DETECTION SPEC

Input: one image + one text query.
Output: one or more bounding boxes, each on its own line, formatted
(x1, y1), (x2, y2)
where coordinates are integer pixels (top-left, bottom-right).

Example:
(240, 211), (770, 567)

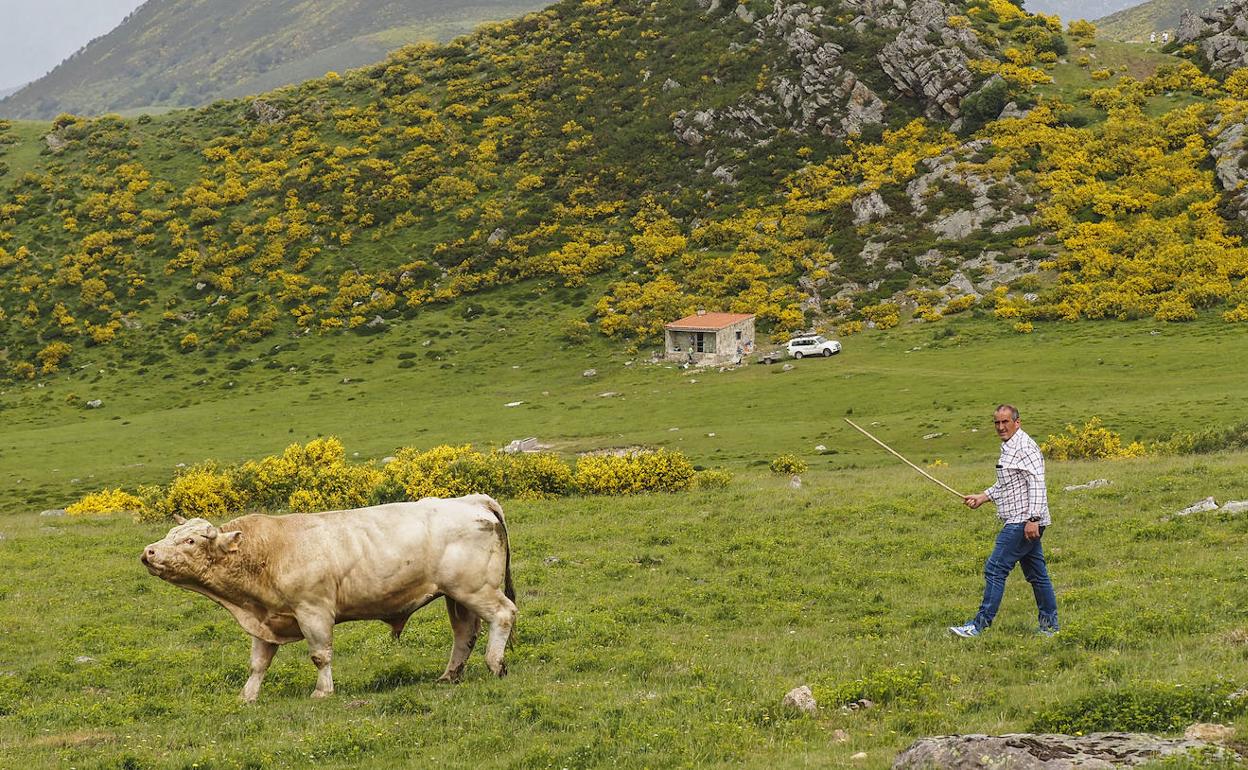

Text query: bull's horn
(173, 514), (187, 524)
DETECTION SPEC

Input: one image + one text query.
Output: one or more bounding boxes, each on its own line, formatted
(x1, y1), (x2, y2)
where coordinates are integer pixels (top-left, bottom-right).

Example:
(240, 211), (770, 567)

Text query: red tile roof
(664, 312), (755, 331)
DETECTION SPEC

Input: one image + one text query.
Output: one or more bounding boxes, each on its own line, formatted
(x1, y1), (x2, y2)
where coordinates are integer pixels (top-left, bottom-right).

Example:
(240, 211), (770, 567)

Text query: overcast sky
(0, 0), (147, 92)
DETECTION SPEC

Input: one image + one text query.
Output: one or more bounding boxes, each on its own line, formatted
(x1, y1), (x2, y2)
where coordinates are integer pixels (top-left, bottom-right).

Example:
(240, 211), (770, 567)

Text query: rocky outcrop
(1177, 2), (1248, 72)
(906, 142), (1034, 238)
(674, 0), (998, 152)
(862, 0), (992, 119)
(674, 1), (888, 148)
(852, 191), (892, 224)
(1210, 115), (1248, 219)
(893, 732), (1241, 769)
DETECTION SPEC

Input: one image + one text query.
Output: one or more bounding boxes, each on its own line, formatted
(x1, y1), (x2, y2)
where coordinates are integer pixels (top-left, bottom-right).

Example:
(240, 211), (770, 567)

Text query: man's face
(993, 410), (1020, 442)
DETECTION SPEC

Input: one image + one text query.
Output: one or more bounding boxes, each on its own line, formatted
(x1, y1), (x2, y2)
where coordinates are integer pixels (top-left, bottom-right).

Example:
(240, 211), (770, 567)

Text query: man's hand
(1024, 521), (1041, 540)
(963, 493), (989, 509)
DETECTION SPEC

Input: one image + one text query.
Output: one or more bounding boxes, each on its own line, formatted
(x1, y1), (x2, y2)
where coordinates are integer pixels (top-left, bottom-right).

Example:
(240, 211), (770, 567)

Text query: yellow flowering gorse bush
(69, 439), (707, 520)
(1042, 418), (1147, 461)
(66, 488), (147, 516)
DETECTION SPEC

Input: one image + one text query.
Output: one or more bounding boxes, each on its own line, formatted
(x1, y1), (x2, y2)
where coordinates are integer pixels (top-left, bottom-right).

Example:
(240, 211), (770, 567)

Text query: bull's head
(141, 515), (243, 582)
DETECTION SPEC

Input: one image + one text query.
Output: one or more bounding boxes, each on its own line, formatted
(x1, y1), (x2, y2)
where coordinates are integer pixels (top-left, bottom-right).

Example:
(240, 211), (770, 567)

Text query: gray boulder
(1064, 479), (1110, 492)
(781, 685), (817, 715)
(893, 732), (1240, 769)
(1176, 496), (1218, 516)
(852, 191), (892, 225)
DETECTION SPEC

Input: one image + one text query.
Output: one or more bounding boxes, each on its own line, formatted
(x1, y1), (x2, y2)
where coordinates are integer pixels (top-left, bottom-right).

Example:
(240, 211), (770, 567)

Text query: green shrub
(815, 665), (946, 709)
(959, 76), (1009, 134)
(1154, 421), (1248, 455)
(1031, 684), (1246, 733)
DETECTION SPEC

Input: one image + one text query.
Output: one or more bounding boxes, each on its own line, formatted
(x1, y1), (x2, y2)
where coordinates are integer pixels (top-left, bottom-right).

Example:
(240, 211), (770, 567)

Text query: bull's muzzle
(141, 547), (163, 575)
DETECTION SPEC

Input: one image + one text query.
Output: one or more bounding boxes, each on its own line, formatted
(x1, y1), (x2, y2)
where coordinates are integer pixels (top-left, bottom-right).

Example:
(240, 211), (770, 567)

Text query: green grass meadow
(2, 303), (1248, 768)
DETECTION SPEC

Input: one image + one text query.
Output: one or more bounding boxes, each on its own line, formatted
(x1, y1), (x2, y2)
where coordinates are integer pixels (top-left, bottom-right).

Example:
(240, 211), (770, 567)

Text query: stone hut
(663, 312), (755, 365)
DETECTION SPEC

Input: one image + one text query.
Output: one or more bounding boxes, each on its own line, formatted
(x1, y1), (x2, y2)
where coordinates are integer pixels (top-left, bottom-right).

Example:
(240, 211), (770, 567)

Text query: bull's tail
(479, 495), (515, 604)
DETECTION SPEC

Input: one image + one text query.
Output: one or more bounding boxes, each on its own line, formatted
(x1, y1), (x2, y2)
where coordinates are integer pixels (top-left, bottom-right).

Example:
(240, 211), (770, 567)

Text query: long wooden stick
(844, 418), (965, 499)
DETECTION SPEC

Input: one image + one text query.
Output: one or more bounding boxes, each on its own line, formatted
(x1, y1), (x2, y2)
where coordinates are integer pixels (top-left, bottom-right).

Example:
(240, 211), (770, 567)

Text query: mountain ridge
(0, 0), (547, 119)
(1096, 0), (1215, 40)
(1022, 0), (1141, 21)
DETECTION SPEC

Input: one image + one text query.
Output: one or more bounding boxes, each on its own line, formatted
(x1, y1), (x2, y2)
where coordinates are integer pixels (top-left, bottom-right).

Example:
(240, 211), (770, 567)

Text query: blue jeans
(972, 523), (1059, 632)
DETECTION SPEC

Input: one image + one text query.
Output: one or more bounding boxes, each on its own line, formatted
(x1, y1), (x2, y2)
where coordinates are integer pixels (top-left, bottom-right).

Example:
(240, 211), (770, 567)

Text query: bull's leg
(438, 597), (480, 683)
(241, 635), (278, 703)
(296, 611), (336, 698)
(456, 589), (516, 677)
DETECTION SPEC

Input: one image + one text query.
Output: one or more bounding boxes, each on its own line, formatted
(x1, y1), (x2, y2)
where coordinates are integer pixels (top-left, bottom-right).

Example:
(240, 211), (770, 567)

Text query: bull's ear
(218, 530), (243, 553)
(173, 514), (187, 524)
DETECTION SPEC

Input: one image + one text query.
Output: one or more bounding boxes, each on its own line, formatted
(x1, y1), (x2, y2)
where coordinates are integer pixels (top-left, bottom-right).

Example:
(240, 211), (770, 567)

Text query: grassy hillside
(0, 0), (546, 119)
(1096, 0), (1217, 41)
(2, 292), (1246, 511)
(0, 0), (1246, 398)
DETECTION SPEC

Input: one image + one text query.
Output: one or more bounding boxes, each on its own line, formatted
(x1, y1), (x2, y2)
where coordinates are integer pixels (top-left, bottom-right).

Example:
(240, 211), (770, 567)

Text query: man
(949, 404), (1059, 638)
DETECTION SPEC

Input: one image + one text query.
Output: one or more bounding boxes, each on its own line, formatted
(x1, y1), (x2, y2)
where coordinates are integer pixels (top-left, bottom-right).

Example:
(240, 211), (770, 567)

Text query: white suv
(786, 335), (841, 358)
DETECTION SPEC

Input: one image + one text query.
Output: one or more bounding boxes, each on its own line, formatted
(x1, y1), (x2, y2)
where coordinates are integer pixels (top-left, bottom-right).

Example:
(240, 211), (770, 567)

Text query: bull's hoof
(311, 689), (333, 699)
(491, 662), (508, 678)
(437, 669), (463, 684)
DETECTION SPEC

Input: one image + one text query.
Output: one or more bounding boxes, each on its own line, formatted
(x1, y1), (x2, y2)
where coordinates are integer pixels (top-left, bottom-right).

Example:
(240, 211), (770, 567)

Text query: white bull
(141, 494), (516, 701)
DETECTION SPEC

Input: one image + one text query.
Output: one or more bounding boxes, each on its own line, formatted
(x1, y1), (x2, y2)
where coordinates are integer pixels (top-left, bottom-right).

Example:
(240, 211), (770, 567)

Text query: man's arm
(964, 477), (1003, 509)
(1022, 467), (1044, 539)
(964, 492), (989, 508)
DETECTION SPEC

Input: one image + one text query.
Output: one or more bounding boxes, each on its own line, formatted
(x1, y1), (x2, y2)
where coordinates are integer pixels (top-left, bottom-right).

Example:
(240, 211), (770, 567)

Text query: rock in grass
(781, 685), (817, 716)
(1221, 500), (1248, 514)
(39, 509), (66, 517)
(1176, 497), (1218, 516)
(893, 733), (1240, 769)
(1064, 479), (1109, 491)
(1185, 723), (1236, 743)
(85, 399), (103, 409)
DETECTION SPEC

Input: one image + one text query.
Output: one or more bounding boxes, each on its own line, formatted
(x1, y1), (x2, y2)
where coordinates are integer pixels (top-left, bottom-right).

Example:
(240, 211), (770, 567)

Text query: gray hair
(995, 404), (1019, 421)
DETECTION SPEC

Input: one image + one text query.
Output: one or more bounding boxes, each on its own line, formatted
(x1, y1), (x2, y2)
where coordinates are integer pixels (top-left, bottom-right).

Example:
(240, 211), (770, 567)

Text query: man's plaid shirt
(984, 428), (1050, 525)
